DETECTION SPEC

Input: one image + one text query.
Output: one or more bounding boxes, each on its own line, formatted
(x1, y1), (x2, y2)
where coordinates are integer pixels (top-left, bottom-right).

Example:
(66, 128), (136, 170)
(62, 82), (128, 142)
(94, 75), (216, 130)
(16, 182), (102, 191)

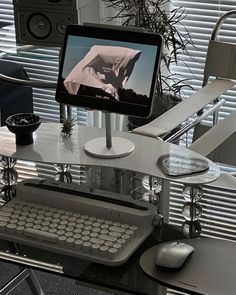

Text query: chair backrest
(203, 10), (236, 85)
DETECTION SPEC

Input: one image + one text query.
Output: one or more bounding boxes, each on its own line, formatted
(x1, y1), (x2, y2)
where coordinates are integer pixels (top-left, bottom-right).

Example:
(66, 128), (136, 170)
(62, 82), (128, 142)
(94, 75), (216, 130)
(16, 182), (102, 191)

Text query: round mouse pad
(139, 238), (236, 295)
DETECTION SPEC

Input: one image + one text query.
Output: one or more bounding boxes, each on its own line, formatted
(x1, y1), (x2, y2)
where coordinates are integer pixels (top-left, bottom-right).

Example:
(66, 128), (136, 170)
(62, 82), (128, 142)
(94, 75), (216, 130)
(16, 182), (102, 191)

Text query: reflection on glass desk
(0, 122), (222, 295)
(0, 123), (220, 185)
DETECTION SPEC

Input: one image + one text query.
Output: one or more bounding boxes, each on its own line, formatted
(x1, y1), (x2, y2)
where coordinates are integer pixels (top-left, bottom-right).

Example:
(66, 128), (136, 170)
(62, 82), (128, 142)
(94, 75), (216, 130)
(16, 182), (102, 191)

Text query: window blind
(0, 0), (86, 183)
(170, 0), (236, 241)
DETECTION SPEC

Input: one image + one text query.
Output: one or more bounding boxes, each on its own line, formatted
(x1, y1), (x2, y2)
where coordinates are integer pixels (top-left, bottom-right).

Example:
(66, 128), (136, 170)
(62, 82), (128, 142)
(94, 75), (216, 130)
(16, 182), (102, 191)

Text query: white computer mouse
(155, 241), (195, 269)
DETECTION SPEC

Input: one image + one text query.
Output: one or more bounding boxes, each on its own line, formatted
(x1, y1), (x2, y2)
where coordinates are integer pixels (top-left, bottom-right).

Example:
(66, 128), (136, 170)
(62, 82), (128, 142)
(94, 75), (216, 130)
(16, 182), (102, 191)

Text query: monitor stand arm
(84, 112), (135, 159)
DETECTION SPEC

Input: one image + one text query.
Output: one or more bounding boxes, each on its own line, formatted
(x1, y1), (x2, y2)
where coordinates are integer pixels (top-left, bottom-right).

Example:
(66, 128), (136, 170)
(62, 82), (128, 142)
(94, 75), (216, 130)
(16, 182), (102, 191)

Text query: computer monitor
(56, 24), (163, 158)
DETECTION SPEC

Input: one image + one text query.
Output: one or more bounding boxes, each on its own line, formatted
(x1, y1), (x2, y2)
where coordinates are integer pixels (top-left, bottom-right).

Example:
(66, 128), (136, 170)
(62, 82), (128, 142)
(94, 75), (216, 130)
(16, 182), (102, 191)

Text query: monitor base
(84, 137), (135, 158)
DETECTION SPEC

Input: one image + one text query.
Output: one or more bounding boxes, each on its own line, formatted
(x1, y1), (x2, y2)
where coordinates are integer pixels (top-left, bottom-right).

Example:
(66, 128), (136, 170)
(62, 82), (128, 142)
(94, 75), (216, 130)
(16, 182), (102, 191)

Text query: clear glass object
(182, 202), (203, 221)
(183, 185), (203, 202)
(142, 175), (162, 192)
(53, 164), (71, 172)
(182, 220), (202, 238)
(0, 168), (18, 186)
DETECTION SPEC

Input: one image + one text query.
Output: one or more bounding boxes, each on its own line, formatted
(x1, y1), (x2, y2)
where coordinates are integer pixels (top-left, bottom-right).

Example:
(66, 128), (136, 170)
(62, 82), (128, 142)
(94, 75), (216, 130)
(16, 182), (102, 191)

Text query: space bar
(24, 228), (58, 242)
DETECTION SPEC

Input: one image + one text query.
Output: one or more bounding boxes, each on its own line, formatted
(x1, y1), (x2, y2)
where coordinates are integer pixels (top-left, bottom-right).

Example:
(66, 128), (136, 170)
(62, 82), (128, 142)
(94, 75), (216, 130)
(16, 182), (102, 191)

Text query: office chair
(131, 10), (236, 225)
(132, 10), (236, 142)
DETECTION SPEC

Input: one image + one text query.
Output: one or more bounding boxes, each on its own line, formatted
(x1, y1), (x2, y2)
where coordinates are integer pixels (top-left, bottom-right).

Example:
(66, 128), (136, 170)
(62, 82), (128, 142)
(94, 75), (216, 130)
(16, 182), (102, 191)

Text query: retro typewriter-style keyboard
(0, 179), (157, 266)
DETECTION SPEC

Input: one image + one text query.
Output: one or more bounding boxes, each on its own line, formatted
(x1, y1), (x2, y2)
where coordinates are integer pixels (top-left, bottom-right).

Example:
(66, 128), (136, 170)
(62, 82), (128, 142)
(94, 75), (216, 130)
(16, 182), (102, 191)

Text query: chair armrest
(189, 108), (236, 157)
(132, 79), (235, 138)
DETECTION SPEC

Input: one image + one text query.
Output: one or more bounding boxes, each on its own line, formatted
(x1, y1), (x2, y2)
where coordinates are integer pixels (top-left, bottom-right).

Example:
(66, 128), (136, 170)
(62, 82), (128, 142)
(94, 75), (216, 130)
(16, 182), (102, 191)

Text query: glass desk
(0, 123), (220, 295)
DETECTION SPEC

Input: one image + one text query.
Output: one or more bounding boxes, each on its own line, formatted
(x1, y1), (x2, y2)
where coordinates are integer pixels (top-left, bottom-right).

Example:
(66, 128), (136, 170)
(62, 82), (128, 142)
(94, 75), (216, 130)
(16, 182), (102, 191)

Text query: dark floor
(0, 261), (111, 295)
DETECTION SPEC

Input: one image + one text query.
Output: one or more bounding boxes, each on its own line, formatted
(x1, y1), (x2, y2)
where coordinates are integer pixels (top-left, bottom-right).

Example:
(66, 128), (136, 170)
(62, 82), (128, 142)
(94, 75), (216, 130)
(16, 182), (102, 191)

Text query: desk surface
(0, 123), (219, 185)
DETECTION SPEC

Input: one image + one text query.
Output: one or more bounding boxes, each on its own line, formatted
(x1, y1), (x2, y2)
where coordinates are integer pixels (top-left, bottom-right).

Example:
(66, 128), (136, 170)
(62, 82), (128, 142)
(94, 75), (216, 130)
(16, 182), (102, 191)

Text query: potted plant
(102, 0), (193, 129)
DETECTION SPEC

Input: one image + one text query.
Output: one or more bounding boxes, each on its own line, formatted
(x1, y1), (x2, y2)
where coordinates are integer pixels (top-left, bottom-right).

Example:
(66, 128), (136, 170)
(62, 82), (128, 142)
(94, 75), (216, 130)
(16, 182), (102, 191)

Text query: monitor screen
(56, 24), (163, 117)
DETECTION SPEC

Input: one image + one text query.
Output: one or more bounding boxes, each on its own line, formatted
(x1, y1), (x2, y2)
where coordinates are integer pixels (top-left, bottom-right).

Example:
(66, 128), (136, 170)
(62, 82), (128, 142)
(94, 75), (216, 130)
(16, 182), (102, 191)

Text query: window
(170, 0), (236, 241)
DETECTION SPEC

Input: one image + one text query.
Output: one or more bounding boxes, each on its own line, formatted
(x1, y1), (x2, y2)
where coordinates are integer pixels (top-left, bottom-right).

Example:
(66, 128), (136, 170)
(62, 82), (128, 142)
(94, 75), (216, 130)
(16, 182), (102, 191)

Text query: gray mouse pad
(140, 238), (236, 295)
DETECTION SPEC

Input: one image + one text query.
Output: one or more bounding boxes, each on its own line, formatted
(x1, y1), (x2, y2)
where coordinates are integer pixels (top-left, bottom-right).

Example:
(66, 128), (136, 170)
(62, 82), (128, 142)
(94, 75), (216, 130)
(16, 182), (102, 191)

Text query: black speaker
(13, 0), (99, 47)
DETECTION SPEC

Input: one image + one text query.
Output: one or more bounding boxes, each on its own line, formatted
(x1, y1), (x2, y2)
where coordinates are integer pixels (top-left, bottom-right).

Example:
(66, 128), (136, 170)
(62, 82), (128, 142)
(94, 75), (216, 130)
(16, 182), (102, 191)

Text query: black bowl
(6, 113), (42, 145)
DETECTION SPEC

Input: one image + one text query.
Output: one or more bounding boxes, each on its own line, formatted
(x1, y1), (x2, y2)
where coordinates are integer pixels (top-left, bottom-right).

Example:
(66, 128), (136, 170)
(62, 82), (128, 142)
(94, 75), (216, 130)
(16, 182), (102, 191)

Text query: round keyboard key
(73, 213), (80, 218)
(60, 220), (68, 225)
(49, 228), (57, 234)
(65, 232), (73, 237)
(81, 230), (90, 236)
(92, 227), (100, 233)
(93, 222), (101, 228)
(110, 231), (122, 238)
(19, 216), (27, 221)
(76, 224), (84, 229)
(6, 223), (16, 232)
(100, 229), (109, 235)
(76, 219), (84, 224)
(50, 223), (58, 229)
(25, 222), (34, 228)
(45, 211), (53, 217)
(130, 226), (138, 231)
(0, 211), (11, 217)
(68, 217), (76, 222)
(41, 226), (50, 232)
(82, 241), (91, 252)
(75, 239), (83, 249)
(81, 236), (89, 242)
(57, 230), (65, 236)
(68, 222), (76, 227)
(89, 216), (96, 222)
(126, 230), (134, 238)
(44, 216), (52, 222)
(108, 248), (118, 258)
(52, 218), (60, 224)
(58, 225), (66, 230)
(34, 219), (41, 224)
(0, 221), (7, 228)
(42, 221), (50, 227)
(97, 218), (104, 223)
(27, 218), (35, 224)
(37, 215), (45, 220)
(0, 215), (10, 222)
(104, 241), (113, 247)
(113, 243), (122, 251)
(81, 215), (89, 220)
(104, 220), (113, 225)
(2, 207), (14, 213)
(74, 233), (81, 240)
(50, 208), (57, 213)
(16, 225), (25, 233)
(74, 228), (82, 234)
(91, 243), (100, 254)
(90, 232), (98, 238)
(121, 224), (129, 229)
(90, 238), (104, 245)
(117, 238), (126, 246)
(84, 226), (92, 231)
(66, 227), (74, 232)
(18, 220), (26, 226)
(61, 215), (68, 220)
(99, 245), (109, 257)
(101, 224), (108, 229)
(113, 222), (121, 227)
(66, 237), (75, 245)
(33, 224), (41, 230)
(9, 219), (18, 224)
(58, 236), (67, 244)
(53, 213), (60, 219)
(84, 220), (92, 226)
(121, 234), (130, 241)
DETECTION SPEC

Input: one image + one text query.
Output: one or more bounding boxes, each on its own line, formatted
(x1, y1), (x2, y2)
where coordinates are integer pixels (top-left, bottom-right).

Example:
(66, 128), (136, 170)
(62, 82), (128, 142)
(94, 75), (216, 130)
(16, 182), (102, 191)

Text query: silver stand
(84, 112), (135, 158)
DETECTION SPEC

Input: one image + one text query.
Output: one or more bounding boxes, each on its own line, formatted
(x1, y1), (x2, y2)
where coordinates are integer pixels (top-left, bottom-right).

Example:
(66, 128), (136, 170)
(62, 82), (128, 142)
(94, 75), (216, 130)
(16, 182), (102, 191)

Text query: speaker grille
(13, 0), (78, 46)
